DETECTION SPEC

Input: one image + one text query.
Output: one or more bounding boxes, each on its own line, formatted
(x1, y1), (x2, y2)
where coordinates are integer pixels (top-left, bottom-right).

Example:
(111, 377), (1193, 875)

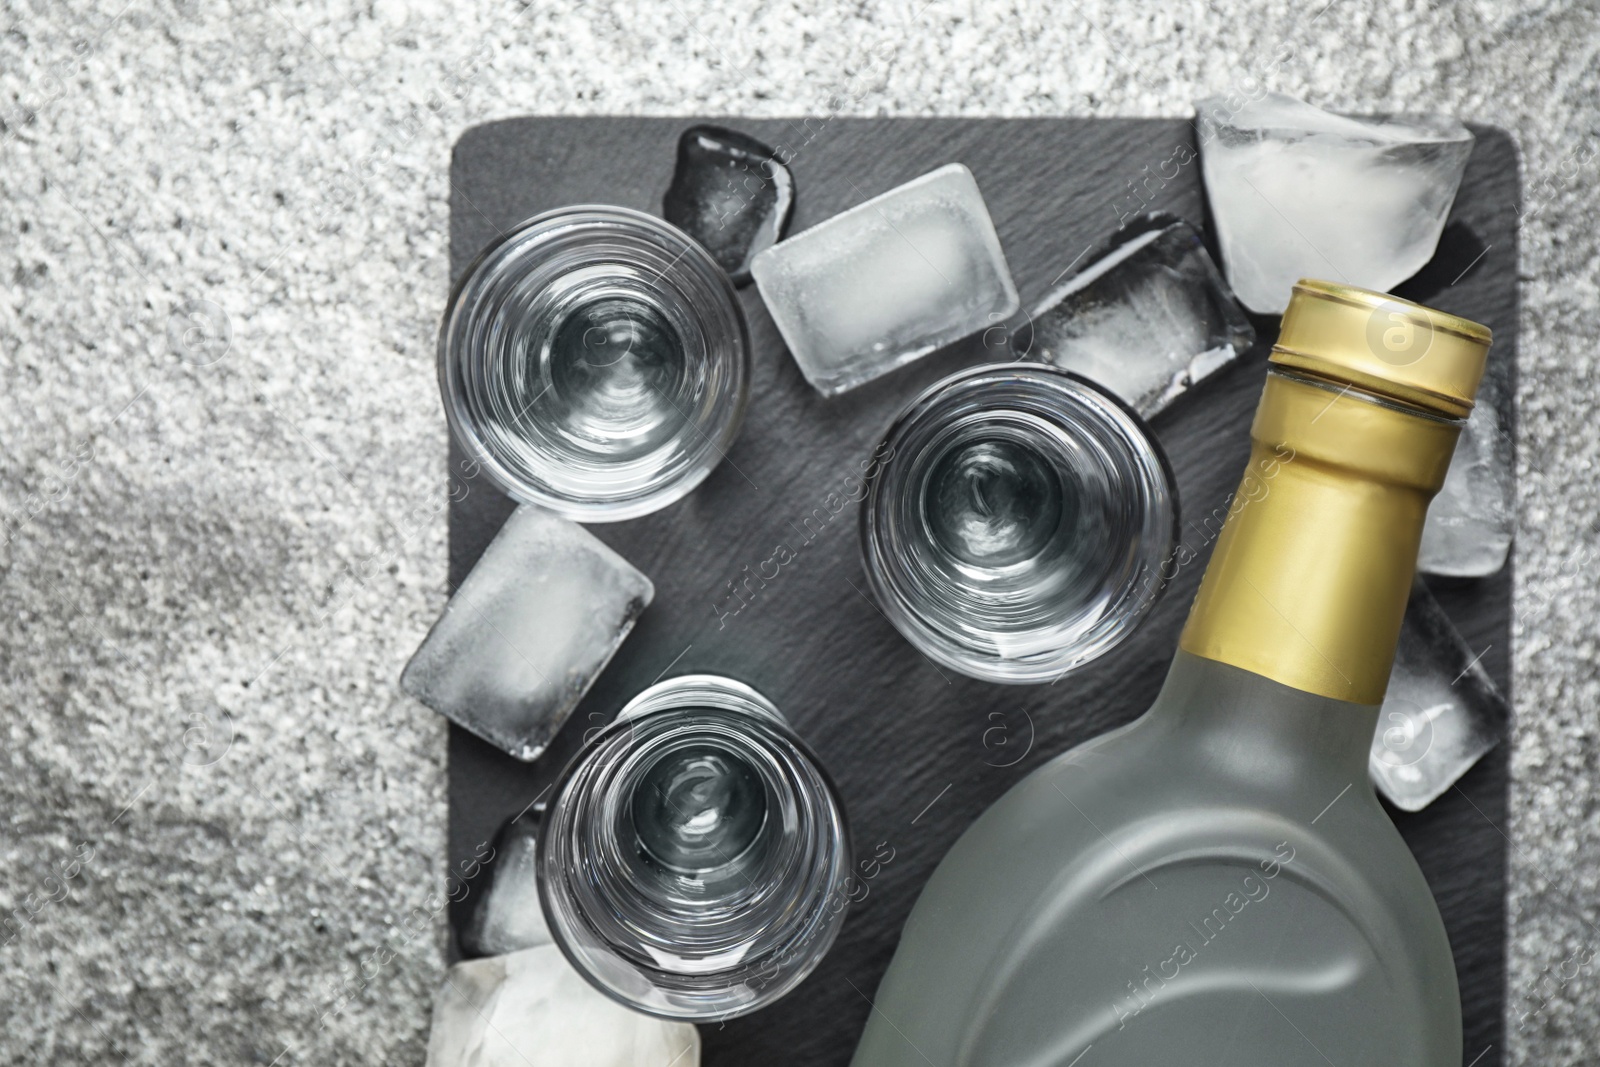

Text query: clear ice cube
(1369, 579), (1509, 812)
(425, 947), (700, 1067)
(662, 124), (795, 287)
(1017, 212), (1255, 417)
(750, 163), (1019, 396)
(401, 505), (652, 761)
(460, 809), (550, 959)
(1420, 354), (1514, 577)
(1196, 93), (1474, 314)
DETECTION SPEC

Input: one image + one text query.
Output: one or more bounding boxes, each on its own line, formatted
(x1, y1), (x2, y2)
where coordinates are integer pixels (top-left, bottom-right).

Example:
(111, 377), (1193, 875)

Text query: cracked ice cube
(751, 163), (1019, 396)
(1420, 352), (1514, 577)
(1017, 212), (1255, 417)
(662, 124), (795, 287)
(1369, 579), (1509, 812)
(1196, 92), (1474, 314)
(425, 947), (700, 1067)
(401, 505), (652, 761)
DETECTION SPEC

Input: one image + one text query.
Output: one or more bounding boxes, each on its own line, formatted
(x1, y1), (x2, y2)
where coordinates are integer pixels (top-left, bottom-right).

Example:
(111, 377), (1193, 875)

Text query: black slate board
(444, 117), (1517, 1067)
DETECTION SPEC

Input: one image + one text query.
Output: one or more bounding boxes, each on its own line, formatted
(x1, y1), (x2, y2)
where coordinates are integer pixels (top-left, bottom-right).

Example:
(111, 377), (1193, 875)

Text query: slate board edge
(441, 116), (1517, 1067)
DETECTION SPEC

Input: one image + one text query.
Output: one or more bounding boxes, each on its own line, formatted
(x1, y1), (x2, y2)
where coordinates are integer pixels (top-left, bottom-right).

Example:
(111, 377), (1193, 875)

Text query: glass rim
(859, 361), (1180, 684)
(537, 673), (852, 1020)
(438, 204), (751, 522)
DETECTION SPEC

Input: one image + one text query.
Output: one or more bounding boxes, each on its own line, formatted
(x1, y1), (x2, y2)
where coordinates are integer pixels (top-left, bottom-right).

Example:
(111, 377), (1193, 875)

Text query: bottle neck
(1154, 649), (1380, 783)
(1178, 370), (1462, 707)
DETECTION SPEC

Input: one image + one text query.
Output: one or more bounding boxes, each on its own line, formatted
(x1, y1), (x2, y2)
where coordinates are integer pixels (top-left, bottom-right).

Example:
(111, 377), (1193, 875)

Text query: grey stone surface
(0, 1), (1593, 1064)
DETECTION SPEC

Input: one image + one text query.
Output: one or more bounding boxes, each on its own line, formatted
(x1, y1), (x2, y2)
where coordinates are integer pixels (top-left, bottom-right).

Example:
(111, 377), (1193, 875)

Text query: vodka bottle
(851, 280), (1492, 1067)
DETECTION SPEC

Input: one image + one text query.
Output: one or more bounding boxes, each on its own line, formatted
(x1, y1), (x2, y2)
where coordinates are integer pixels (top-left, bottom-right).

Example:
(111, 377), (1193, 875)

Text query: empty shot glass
(439, 206), (751, 522)
(860, 363), (1179, 684)
(538, 675), (851, 1020)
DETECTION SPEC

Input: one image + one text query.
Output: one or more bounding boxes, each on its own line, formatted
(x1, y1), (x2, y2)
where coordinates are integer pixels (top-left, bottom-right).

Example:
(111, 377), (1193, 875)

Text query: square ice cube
(1419, 353), (1514, 577)
(1369, 579), (1509, 811)
(460, 808), (550, 959)
(662, 124), (795, 287)
(1019, 212), (1255, 417)
(750, 163), (1019, 396)
(1196, 93), (1474, 314)
(401, 505), (652, 761)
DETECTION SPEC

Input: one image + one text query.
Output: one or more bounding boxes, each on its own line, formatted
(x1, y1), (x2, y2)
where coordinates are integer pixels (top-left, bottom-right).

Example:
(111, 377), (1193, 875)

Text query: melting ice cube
(1369, 579), (1509, 812)
(425, 947), (700, 1067)
(460, 808), (550, 959)
(1196, 93), (1474, 314)
(401, 505), (652, 761)
(750, 163), (1019, 396)
(1017, 212), (1255, 417)
(1420, 353), (1514, 577)
(662, 124), (795, 286)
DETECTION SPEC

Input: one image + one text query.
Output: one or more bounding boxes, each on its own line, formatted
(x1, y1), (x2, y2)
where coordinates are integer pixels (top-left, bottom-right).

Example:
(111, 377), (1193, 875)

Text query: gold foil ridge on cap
(1268, 279), (1493, 420)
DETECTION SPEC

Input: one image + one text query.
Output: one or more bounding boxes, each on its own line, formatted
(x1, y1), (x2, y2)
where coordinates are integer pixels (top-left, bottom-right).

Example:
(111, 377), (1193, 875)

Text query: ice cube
(460, 808), (550, 958)
(1017, 212), (1254, 417)
(425, 947), (700, 1067)
(661, 124), (795, 287)
(401, 505), (652, 761)
(1420, 353), (1514, 576)
(1196, 93), (1474, 314)
(1369, 579), (1509, 812)
(750, 163), (1019, 396)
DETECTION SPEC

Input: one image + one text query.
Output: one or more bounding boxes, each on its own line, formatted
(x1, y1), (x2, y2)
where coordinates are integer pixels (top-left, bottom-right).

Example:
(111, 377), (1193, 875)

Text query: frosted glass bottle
(851, 281), (1492, 1067)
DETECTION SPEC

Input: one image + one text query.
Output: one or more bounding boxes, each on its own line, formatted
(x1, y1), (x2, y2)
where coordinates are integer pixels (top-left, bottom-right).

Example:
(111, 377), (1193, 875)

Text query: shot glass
(439, 206), (750, 522)
(538, 675), (851, 1020)
(860, 363), (1178, 683)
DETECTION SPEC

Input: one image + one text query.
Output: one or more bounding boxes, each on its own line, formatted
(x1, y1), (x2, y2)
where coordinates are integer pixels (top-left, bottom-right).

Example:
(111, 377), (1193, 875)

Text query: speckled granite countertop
(0, 1), (1594, 1063)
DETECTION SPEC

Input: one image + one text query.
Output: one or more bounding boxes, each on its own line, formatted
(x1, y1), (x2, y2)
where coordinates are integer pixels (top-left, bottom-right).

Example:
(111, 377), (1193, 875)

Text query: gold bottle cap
(1269, 279), (1492, 420)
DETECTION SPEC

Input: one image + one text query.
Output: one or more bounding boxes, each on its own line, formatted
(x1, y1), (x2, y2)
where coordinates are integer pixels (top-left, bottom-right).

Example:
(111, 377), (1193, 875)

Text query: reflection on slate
(445, 117), (1517, 1067)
